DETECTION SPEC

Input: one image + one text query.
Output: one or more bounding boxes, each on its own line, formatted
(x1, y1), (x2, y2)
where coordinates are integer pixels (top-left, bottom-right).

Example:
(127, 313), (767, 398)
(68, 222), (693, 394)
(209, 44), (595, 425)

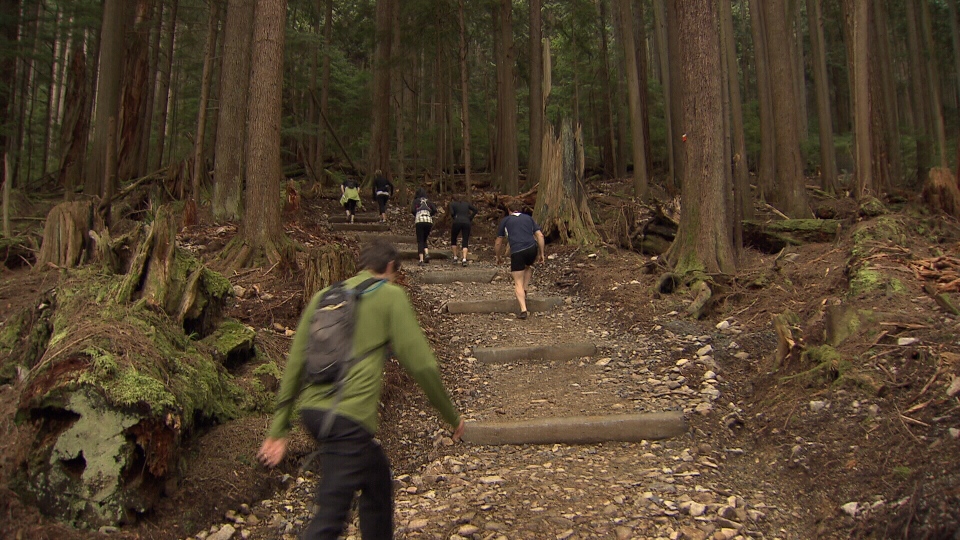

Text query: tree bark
(152, 0), (178, 171)
(369, 0), (393, 178)
(617, 0), (649, 198)
(235, 0), (288, 267)
(458, 0), (472, 197)
(747, 0), (775, 200)
(845, 0), (873, 197)
(58, 38), (89, 201)
(760, 0), (809, 217)
(805, 0), (838, 193)
(0, 0), (16, 163)
(652, 0), (675, 188)
(533, 120), (599, 245)
(117, 0), (153, 182)
(192, 1), (220, 206)
(86, 0), (125, 198)
(918, 0), (948, 167)
(320, 0), (332, 175)
(528, 0), (544, 190)
(905, 0), (930, 181)
(494, 0), (518, 194)
(665, 0), (736, 277)
(720, 0), (751, 221)
(597, 0), (619, 179)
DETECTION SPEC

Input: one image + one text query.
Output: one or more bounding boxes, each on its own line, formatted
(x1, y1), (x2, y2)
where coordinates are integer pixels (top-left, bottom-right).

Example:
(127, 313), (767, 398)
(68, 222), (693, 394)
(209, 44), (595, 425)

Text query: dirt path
(200, 215), (811, 540)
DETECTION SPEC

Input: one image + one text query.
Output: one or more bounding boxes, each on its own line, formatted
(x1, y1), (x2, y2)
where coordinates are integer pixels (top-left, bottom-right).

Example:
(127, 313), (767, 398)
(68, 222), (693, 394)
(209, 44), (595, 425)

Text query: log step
(355, 233), (417, 245)
(472, 342), (597, 364)
(330, 223), (390, 232)
(446, 296), (564, 314)
(419, 269), (498, 284)
(329, 214), (381, 223)
(462, 412), (688, 445)
(398, 248), (450, 260)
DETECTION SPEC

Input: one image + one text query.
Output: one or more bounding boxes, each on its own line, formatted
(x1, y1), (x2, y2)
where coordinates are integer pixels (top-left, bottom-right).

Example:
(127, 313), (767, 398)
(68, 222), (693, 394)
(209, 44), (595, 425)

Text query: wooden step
(472, 342), (597, 364)
(462, 412), (688, 445)
(330, 222), (390, 232)
(329, 214), (381, 223)
(418, 269), (498, 284)
(446, 296), (564, 314)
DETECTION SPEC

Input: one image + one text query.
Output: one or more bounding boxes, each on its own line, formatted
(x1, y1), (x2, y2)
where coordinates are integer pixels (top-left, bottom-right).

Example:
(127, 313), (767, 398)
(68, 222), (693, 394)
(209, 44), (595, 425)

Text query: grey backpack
(303, 278), (382, 386)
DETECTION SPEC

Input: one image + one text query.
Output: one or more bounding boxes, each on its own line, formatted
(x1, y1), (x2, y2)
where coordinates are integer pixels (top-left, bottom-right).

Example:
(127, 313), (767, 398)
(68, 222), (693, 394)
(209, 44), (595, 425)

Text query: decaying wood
(772, 311), (802, 371)
(303, 243), (356, 303)
(35, 200), (97, 269)
(743, 218), (841, 253)
(533, 120), (599, 245)
(685, 281), (713, 319)
(921, 167), (960, 218)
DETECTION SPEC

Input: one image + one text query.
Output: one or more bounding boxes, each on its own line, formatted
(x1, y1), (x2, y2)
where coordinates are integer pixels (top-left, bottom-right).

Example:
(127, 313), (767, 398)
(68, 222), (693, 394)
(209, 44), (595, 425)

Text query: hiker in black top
(449, 197), (478, 267)
(494, 201), (545, 319)
(371, 170), (394, 223)
(412, 187), (438, 265)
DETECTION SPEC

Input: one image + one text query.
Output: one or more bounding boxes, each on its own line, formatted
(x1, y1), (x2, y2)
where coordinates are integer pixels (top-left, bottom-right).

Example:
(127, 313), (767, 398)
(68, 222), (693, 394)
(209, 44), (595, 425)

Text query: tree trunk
(494, 0), (518, 194)
(905, 0), (930, 182)
(369, 0), (393, 178)
(458, 0), (472, 197)
(42, 7), (64, 179)
(528, 0), (544, 190)
(117, 0), (153, 182)
(873, 0), (900, 186)
(665, 0), (736, 277)
(213, 0), (253, 222)
(720, 0), (751, 221)
(846, 0), (873, 197)
(760, 0), (809, 217)
(533, 120), (599, 245)
(665, 0), (687, 188)
(949, 0), (960, 111)
(597, 0), (618, 179)
(232, 0), (289, 268)
(303, 244), (356, 303)
(632, 0), (653, 177)
(617, 0), (649, 198)
(747, 0), (775, 200)
(320, 0), (332, 175)
(139, 1), (163, 174)
(87, 0), (125, 198)
(58, 37), (89, 201)
(652, 0), (675, 188)
(0, 0), (16, 163)
(152, 0), (178, 171)
(192, 1), (220, 206)
(805, 0), (838, 194)
(918, 0), (948, 167)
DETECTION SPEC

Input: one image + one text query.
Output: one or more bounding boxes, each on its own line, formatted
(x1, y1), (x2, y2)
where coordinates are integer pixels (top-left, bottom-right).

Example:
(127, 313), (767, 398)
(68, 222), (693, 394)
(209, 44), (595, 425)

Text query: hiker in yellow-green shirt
(258, 239), (465, 539)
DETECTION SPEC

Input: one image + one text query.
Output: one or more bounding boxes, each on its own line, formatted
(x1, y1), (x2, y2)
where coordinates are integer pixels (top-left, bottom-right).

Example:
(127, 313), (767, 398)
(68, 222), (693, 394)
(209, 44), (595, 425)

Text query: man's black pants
(300, 411), (393, 540)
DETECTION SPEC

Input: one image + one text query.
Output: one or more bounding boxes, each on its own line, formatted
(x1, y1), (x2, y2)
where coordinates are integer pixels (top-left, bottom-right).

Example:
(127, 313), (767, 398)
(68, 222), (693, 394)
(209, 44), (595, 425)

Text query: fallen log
(743, 218), (841, 253)
(462, 412), (687, 445)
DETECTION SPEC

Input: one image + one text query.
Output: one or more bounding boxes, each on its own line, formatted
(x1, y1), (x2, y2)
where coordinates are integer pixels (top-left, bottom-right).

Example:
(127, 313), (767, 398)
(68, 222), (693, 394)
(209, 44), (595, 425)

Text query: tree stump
(303, 243), (356, 303)
(921, 167), (960, 218)
(534, 120), (599, 245)
(35, 200), (97, 269)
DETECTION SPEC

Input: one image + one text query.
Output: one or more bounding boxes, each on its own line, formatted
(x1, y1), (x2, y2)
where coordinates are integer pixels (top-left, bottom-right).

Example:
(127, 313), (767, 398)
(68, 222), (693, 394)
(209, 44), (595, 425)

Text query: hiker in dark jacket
(411, 187), (438, 265)
(494, 201), (545, 319)
(258, 239), (465, 540)
(371, 170), (394, 223)
(449, 197), (478, 266)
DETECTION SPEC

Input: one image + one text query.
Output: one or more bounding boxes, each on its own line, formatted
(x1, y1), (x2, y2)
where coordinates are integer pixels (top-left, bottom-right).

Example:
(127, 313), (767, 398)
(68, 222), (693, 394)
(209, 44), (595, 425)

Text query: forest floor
(1, 175), (960, 540)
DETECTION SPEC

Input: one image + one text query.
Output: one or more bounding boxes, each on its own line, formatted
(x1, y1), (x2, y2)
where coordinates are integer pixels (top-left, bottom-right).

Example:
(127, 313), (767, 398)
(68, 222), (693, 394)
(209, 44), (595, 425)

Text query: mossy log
(303, 243), (356, 302)
(35, 200), (96, 269)
(13, 269), (244, 529)
(743, 219), (841, 253)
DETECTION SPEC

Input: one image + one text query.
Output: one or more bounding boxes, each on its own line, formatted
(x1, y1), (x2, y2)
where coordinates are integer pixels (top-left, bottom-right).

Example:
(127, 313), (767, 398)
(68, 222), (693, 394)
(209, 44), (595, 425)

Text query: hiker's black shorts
(450, 223), (472, 249)
(510, 245), (538, 272)
(375, 194), (389, 214)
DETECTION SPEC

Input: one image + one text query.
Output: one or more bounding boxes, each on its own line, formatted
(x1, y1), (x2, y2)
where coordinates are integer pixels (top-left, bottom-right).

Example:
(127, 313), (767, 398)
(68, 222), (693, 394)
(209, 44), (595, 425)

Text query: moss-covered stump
(200, 318), (257, 369)
(11, 268), (244, 529)
(847, 217), (908, 298)
(742, 219), (841, 253)
(117, 206), (233, 337)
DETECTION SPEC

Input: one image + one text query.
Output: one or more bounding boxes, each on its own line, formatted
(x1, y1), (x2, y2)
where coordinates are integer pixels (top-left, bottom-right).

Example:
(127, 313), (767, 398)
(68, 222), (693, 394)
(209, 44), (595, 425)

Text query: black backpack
(303, 277), (382, 386)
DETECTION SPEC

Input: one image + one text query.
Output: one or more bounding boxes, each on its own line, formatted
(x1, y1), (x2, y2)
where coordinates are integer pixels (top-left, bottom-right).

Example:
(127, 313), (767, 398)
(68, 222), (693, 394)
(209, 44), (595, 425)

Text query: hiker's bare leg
(462, 247), (469, 262)
(522, 266), (534, 297)
(512, 270), (527, 312)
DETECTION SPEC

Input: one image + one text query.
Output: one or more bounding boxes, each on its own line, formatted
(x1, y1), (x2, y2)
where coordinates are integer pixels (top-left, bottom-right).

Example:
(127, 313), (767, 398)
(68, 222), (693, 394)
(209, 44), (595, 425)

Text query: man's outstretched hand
(257, 437), (288, 468)
(453, 419), (466, 442)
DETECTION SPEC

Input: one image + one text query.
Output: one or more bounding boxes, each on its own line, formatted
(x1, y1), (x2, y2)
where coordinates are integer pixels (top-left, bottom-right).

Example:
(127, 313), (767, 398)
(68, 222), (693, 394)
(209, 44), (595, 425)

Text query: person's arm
(494, 236), (504, 265)
(535, 230), (546, 263)
(469, 205), (478, 220)
(387, 288), (461, 429)
(259, 293), (320, 466)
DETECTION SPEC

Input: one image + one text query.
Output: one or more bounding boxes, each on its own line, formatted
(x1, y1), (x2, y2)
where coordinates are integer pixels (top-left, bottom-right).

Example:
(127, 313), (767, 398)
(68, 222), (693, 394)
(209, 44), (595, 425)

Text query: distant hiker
(340, 178), (362, 223)
(449, 196), (478, 267)
(412, 187), (437, 265)
(258, 239), (465, 540)
(494, 201), (545, 320)
(371, 170), (394, 223)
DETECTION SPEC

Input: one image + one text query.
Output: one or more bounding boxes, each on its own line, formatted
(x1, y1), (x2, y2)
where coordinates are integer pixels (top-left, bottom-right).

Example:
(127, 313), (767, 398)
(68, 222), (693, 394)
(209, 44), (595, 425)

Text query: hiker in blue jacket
(494, 201), (545, 319)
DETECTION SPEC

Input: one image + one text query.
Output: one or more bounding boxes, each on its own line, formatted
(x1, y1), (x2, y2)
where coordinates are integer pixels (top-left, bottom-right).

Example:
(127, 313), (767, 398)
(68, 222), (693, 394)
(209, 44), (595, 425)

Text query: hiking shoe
(418, 260), (426, 266)
(518, 311), (528, 320)
(452, 258), (460, 264)
(462, 260), (468, 267)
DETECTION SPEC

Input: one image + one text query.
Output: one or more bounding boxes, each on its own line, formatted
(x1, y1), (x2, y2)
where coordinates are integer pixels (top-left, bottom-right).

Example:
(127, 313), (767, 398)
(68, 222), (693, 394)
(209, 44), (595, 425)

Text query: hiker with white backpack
(411, 187), (438, 265)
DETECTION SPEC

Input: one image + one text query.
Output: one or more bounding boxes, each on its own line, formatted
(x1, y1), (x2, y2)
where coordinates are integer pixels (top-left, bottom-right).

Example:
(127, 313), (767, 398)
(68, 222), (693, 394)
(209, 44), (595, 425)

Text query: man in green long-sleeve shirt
(258, 239), (465, 539)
